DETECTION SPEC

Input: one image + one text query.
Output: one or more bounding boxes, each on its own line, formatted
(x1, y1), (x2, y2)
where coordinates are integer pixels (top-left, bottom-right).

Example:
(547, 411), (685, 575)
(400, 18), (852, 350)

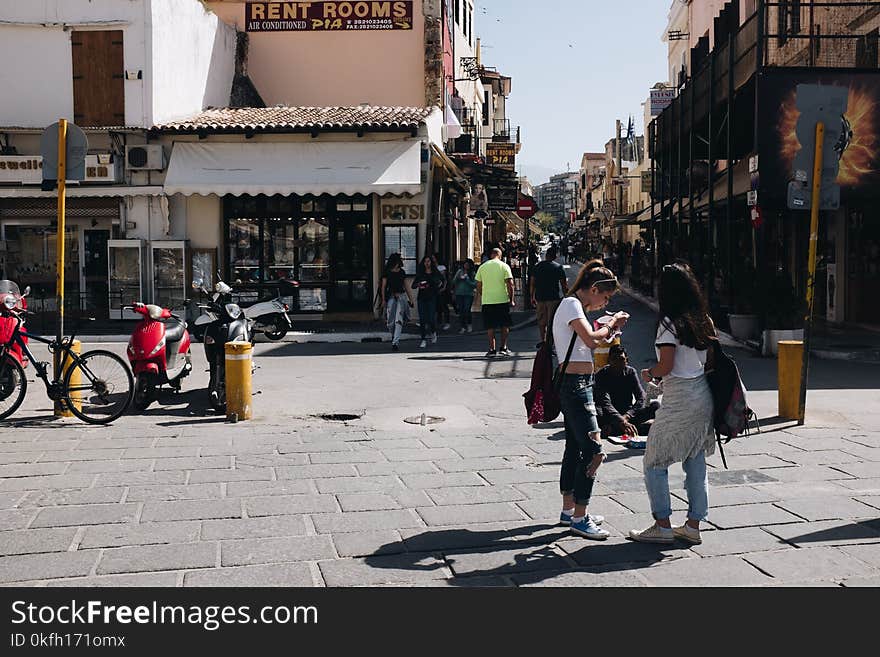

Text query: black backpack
(704, 340), (752, 469)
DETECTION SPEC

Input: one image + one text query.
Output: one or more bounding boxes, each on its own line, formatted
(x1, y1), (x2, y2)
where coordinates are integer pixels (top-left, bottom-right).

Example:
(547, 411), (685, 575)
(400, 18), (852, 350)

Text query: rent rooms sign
(245, 1), (414, 31)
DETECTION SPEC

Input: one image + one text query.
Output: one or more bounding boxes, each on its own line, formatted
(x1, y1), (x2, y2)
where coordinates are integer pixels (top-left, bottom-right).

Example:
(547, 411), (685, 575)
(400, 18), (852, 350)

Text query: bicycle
(0, 296), (134, 424)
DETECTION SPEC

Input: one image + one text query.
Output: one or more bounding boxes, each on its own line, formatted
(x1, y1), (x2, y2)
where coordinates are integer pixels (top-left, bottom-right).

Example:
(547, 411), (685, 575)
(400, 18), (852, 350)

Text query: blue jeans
(455, 295), (473, 326)
(559, 373), (603, 506)
(643, 450), (709, 522)
(417, 297), (437, 339)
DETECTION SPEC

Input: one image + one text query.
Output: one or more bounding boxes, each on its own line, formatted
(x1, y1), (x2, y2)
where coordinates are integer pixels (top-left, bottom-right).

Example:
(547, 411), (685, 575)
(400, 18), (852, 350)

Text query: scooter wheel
(264, 318), (288, 341)
(133, 376), (155, 412)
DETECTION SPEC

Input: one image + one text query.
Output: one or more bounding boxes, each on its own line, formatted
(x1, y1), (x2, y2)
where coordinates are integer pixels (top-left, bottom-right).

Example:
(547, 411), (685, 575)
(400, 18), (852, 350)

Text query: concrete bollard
(55, 339), (82, 417)
(225, 341), (253, 422)
(778, 340), (803, 420)
(593, 336), (620, 370)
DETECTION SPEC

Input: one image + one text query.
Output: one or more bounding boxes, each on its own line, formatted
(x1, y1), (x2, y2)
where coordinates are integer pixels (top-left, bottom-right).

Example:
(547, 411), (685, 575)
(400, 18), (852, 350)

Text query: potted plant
(758, 272), (806, 356)
(727, 268), (760, 341)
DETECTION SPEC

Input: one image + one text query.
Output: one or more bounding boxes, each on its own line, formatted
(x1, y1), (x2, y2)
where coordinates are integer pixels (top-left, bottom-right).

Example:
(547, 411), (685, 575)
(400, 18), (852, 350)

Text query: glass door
(83, 229), (110, 318)
(330, 198), (372, 311)
(108, 240), (143, 319)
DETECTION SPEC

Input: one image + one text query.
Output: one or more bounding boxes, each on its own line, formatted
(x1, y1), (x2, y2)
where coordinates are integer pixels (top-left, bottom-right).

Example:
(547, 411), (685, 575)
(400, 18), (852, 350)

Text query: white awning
(0, 186), (163, 198)
(163, 140), (423, 197)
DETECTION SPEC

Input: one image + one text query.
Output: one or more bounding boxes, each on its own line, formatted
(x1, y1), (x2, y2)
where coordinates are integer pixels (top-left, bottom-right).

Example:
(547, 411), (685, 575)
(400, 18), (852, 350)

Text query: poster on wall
(245, 1), (414, 32)
(759, 69), (880, 209)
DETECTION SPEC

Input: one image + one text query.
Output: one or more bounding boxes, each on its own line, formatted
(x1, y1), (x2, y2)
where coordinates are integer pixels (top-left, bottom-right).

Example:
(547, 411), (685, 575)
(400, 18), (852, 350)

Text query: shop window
(383, 225), (418, 274)
(264, 216), (297, 282)
(298, 216), (330, 284)
(228, 217), (262, 284)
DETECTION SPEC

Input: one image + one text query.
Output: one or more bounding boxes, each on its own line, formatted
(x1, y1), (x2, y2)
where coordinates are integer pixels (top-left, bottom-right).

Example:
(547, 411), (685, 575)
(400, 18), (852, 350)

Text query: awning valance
(163, 140), (423, 197)
(0, 185), (163, 199)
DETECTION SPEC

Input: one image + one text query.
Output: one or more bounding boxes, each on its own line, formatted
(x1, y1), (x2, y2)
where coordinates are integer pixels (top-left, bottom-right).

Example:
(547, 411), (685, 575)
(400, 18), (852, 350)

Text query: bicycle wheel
(0, 355), (27, 421)
(63, 349), (133, 424)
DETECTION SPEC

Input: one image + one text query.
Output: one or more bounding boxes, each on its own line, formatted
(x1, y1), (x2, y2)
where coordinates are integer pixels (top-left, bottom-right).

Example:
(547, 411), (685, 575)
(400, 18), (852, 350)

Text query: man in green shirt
(475, 247), (515, 358)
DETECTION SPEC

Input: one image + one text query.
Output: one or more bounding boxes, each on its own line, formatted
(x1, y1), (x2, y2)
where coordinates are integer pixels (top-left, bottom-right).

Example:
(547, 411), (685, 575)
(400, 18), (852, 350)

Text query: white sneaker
(672, 524), (702, 545)
(441, 323), (450, 331)
(466, 326), (473, 333)
(628, 524), (674, 544)
(431, 333), (438, 344)
(419, 340), (427, 348)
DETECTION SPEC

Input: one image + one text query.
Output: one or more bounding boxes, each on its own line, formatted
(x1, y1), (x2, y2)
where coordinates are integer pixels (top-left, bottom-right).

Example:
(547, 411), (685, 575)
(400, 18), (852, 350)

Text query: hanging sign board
(245, 1), (414, 32)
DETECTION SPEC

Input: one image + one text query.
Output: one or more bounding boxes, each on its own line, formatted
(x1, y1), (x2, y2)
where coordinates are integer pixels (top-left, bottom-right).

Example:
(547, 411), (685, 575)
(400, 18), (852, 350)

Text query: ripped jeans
(559, 373), (604, 506)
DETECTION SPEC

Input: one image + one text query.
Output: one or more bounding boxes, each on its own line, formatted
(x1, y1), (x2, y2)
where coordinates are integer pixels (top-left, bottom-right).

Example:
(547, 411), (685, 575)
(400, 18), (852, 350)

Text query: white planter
(762, 329), (805, 357)
(727, 314), (759, 341)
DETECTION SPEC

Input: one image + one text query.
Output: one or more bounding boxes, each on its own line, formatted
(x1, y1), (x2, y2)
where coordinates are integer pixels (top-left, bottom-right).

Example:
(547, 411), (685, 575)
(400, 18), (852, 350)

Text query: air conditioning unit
(125, 144), (165, 171)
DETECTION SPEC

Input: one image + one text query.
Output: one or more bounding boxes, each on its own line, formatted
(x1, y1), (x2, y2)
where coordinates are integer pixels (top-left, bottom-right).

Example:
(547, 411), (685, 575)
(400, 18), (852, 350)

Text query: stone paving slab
(97, 542), (217, 575)
(707, 503), (805, 529)
(639, 554), (774, 586)
(774, 496), (880, 522)
(762, 519), (880, 548)
(188, 467), (276, 484)
(31, 503), (139, 527)
(756, 465), (855, 483)
(184, 563), (314, 587)
(399, 472), (487, 489)
(832, 461), (880, 479)
(47, 572), (182, 587)
(95, 471), (187, 486)
(79, 521), (202, 549)
(200, 516), (309, 541)
(126, 483), (223, 502)
(743, 546), (876, 583)
(0, 462), (69, 477)
(425, 485), (526, 506)
(311, 509), (423, 534)
(0, 473), (97, 492)
(244, 494), (339, 517)
(220, 535), (336, 566)
(838, 544), (880, 570)
(416, 503), (525, 527)
(557, 535), (689, 568)
(331, 530), (405, 557)
(0, 550), (100, 584)
(513, 568), (648, 587)
(21, 487), (126, 507)
(140, 499), (242, 522)
(0, 509), (37, 531)
(690, 527), (790, 557)
(399, 523), (521, 553)
(66, 460), (155, 474)
(314, 475), (400, 494)
(0, 527), (77, 556)
(355, 461), (439, 476)
(318, 554), (449, 586)
(225, 480), (314, 497)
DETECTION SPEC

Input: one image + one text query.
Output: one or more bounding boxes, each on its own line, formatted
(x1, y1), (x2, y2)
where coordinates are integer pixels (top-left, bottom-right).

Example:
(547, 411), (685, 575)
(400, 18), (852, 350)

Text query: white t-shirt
(655, 317), (708, 379)
(552, 297), (593, 364)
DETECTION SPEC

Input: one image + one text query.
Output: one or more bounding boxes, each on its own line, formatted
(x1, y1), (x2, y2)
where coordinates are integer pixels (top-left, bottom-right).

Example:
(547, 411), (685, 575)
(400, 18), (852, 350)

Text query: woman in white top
(628, 262), (717, 546)
(552, 260), (629, 540)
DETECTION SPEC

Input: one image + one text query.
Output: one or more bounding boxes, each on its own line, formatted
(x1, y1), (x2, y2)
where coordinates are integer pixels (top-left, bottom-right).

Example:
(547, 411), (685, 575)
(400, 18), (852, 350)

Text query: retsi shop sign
(245, 1), (414, 31)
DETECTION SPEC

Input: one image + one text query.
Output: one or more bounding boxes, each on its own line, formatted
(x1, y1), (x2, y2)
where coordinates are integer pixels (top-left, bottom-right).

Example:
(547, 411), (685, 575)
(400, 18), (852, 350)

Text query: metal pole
(708, 50), (716, 300)
(797, 122), (824, 426)
(616, 119), (623, 234)
(726, 33), (734, 306)
(55, 118), (68, 379)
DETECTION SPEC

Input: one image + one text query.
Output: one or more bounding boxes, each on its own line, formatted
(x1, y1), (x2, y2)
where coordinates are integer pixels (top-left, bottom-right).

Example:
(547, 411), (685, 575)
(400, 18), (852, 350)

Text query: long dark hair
(569, 259), (620, 296)
(383, 253), (403, 275)
(657, 261), (715, 350)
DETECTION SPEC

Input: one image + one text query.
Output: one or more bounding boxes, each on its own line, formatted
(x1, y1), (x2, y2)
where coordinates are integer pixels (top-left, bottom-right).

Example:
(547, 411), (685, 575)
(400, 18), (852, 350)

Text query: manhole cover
(317, 413), (363, 422)
(403, 414), (446, 426)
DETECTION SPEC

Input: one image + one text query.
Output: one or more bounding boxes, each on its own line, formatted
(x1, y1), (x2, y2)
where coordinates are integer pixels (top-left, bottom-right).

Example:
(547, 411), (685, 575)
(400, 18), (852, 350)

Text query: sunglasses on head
(592, 277), (618, 286)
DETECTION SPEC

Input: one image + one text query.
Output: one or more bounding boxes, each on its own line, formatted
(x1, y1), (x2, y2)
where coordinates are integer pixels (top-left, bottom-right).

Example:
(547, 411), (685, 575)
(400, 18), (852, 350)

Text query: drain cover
(404, 414), (446, 426)
(318, 413), (363, 422)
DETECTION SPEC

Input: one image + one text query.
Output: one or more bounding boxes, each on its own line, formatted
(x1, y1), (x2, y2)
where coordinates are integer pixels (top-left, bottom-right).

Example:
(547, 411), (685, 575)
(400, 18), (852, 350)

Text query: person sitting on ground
(594, 344), (660, 438)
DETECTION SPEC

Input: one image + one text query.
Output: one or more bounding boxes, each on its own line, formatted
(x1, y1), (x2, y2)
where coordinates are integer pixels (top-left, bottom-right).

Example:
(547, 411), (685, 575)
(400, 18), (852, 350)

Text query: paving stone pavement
(1, 286), (879, 587)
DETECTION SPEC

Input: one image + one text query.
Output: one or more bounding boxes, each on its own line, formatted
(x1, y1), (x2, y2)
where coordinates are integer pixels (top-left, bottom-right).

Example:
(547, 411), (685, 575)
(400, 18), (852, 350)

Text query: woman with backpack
(380, 253), (414, 352)
(553, 260), (629, 540)
(628, 261), (716, 546)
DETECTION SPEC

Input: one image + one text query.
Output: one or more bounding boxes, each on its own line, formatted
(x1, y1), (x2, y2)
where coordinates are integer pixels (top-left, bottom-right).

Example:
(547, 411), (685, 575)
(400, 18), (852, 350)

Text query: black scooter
(195, 279), (253, 412)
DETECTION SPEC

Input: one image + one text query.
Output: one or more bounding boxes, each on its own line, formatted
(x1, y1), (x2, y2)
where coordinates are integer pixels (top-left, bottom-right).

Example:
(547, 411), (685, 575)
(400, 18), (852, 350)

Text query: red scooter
(125, 302), (192, 411)
(0, 281), (29, 368)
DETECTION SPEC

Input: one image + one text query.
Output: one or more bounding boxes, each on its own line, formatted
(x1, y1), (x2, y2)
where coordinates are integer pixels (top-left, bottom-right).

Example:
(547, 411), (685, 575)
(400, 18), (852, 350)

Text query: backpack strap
(716, 430), (728, 470)
(552, 332), (579, 390)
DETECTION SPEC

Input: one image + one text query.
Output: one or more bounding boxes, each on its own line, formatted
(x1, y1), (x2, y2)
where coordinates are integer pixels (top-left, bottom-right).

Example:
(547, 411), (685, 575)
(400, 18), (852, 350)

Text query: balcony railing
(492, 118), (511, 140)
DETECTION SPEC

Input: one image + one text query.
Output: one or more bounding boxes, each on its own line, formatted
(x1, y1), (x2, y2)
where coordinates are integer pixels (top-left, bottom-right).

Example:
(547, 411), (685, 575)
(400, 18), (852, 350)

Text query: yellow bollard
(54, 339), (81, 417)
(778, 340), (804, 420)
(225, 340), (253, 421)
(593, 336), (620, 370)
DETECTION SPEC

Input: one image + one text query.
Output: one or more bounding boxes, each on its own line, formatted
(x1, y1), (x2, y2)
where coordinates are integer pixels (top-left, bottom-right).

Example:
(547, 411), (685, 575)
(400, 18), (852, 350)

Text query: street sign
(747, 190), (758, 206)
(41, 121), (88, 183)
(516, 197), (537, 219)
(485, 142), (516, 170)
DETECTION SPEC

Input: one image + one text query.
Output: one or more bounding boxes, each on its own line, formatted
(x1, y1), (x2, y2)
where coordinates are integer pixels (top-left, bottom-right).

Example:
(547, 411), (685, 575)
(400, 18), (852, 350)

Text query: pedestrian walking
(453, 258), (477, 334)
(530, 246), (569, 344)
(628, 262), (716, 546)
(554, 259), (629, 539)
(413, 255), (443, 349)
(380, 253), (414, 352)
(432, 255), (452, 331)
(475, 247), (514, 358)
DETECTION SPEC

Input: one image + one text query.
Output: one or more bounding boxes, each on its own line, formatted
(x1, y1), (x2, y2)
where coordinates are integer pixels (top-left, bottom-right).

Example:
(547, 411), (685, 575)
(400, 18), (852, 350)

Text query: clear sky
(474, 0), (671, 185)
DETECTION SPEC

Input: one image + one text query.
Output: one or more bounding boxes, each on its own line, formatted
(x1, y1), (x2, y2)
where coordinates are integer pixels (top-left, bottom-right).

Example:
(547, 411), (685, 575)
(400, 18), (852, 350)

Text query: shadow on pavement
(365, 522), (691, 585)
